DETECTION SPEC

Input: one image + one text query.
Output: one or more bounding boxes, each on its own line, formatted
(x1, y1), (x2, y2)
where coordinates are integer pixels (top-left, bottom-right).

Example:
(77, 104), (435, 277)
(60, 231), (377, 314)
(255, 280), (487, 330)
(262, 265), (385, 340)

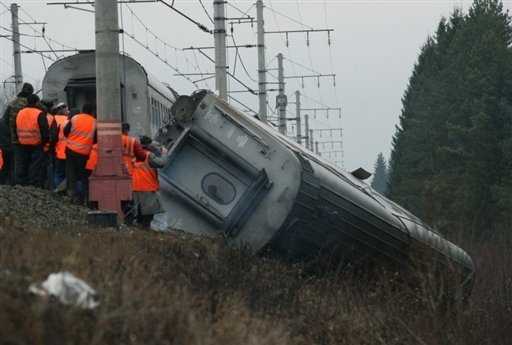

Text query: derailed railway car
(42, 50), (474, 291)
(154, 90), (474, 291)
(42, 50), (178, 137)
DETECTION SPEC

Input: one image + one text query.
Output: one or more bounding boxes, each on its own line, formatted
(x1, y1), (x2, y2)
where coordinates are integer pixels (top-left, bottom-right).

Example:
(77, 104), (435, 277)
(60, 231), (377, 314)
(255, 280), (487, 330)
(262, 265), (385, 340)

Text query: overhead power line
(47, 0), (212, 33)
(265, 28), (334, 47)
(227, 2), (255, 19)
(0, 25), (43, 38)
(121, 3), (211, 89)
(230, 32), (257, 82)
(1, 34), (57, 62)
(323, 0), (339, 109)
(121, 26), (198, 88)
(198, 0), (214, 24)
(157, 0), (212, 34)
(8, 4), (77, 51)
(7, 0), (342, 135)
(265, 5), (313, 30)
(301, 92), (337, 110)
(196, 49), (257, 95)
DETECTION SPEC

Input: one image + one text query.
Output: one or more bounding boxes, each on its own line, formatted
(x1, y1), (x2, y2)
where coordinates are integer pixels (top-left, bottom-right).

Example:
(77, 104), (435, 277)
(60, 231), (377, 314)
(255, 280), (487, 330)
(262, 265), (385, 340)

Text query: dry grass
(1, 198), (511, 344)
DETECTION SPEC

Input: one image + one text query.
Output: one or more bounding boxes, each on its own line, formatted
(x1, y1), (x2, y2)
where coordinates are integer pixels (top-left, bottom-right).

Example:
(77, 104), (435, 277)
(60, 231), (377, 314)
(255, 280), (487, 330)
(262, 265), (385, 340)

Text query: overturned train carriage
(155, 90), (474, 289)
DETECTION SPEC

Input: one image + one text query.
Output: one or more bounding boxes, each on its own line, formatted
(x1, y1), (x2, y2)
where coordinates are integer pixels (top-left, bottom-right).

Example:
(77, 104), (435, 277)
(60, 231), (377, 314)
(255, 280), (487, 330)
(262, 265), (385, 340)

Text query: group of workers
(0, 82), (169, 228)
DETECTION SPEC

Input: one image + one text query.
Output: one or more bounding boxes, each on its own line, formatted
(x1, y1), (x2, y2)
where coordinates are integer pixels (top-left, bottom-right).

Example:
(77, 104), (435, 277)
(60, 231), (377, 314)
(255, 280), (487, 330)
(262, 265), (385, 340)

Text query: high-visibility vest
(0, 148), (3, 170)
(85, 143), (98, 171)
(16, 107), (43, 145)
(132, 152), (159, 192)
(54, 115), (68, 160)
(66, 114), (96, 156)
(122, 134), (136, 175)
(43, 114), (55, 152)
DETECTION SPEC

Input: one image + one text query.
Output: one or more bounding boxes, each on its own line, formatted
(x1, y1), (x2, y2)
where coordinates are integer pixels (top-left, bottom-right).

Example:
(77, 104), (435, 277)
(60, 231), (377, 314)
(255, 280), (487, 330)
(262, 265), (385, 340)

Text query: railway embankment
(0, 184), (509, 344)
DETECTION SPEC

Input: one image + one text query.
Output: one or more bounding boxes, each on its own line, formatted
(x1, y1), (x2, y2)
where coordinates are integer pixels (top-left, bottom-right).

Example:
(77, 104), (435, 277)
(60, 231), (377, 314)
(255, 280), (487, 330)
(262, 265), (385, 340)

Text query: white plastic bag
(151, 214), (169, 232)
(29, 271), (100, 309)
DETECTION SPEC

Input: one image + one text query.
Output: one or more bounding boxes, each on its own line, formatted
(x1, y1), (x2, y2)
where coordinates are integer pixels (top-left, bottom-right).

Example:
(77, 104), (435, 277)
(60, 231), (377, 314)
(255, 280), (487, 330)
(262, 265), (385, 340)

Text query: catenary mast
(89, 0), (132, 225)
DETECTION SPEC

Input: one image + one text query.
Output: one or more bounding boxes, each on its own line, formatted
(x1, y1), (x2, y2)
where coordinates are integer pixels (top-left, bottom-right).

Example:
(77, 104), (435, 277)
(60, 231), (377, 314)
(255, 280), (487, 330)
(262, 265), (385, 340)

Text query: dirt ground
(0, 185), (90, 230)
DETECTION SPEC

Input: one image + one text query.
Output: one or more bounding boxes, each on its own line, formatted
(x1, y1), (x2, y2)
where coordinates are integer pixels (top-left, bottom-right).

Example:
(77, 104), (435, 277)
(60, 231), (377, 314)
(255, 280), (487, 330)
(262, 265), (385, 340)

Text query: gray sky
(2, 0), (506, 173)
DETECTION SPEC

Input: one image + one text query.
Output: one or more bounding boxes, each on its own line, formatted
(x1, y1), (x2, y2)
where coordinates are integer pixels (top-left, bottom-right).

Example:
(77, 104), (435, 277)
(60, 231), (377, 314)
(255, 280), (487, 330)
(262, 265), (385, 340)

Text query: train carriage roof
(43, 50), (178, 101)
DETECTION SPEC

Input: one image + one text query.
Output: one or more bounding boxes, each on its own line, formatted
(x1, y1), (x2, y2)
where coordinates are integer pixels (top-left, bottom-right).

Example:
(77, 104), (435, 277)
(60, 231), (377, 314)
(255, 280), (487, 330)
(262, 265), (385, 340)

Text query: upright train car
(42, 50), (178, 137)
(153, 90), (474, 291)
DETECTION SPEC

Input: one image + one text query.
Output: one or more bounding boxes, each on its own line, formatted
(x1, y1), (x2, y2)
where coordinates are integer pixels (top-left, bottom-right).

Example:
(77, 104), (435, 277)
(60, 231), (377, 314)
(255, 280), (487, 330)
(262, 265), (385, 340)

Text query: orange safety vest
(16, 107), (43, 145)
(54, 115), (68, 159)
(0, 148), (3, 170)
(43, 114), (55, 152)
(122, 134), (136, 175)
(85, 143), (98, 171)
(132, 152), (159, 192)
(66, 114), (96, 156)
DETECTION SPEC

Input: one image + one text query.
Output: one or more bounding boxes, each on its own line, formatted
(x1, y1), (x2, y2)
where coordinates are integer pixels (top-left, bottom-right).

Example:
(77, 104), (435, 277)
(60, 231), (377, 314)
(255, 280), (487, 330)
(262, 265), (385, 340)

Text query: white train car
(42, 50), (178, 137)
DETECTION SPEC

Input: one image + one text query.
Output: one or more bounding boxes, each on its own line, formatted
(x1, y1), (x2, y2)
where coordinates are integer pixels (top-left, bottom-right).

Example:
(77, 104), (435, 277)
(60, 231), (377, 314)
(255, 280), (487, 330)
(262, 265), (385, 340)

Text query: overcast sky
(2, 0), (509, 173)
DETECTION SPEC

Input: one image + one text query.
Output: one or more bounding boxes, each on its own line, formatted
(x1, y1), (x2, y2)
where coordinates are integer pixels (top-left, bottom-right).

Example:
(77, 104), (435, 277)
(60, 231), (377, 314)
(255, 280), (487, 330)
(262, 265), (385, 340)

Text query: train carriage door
(65, 77), (125, 118)
(65, 78), (96, 111)
(159, 130), (272, 237)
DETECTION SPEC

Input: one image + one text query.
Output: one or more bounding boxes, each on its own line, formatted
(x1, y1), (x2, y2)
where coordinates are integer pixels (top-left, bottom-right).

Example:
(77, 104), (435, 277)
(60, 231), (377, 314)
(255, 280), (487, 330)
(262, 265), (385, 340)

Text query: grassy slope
(0, 186), (511, 345)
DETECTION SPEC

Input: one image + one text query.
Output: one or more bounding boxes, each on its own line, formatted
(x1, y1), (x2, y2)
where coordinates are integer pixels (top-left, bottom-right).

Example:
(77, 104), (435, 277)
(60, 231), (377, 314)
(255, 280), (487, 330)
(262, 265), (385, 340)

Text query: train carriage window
(158, 104), (163, 129)
(151, 98), (158, 132)
(155, 101), (158, 123)
(165, 106), (170, 123)
(201, 173), (236, 205)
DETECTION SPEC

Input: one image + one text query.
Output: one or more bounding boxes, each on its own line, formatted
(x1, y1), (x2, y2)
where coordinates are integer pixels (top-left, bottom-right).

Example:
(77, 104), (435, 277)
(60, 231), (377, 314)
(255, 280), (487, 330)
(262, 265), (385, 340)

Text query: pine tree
(371, 153), (388, 194)
(388, 0), (512, 237)
(388, 18), (461, 224)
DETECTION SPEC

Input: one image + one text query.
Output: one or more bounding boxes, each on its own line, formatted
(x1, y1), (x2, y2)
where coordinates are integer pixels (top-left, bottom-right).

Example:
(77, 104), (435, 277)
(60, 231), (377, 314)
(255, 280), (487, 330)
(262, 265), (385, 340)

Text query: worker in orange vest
(13, 94), (49, 186)
(52, 103), (71, 189)
(121, 122), (146, 175)
(75, 142), (98, 204)
(85, 143), (98, 173)
(132, 136), (168, 228)
(63, 103), (96, 204)
(0, 148), (3, 171)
